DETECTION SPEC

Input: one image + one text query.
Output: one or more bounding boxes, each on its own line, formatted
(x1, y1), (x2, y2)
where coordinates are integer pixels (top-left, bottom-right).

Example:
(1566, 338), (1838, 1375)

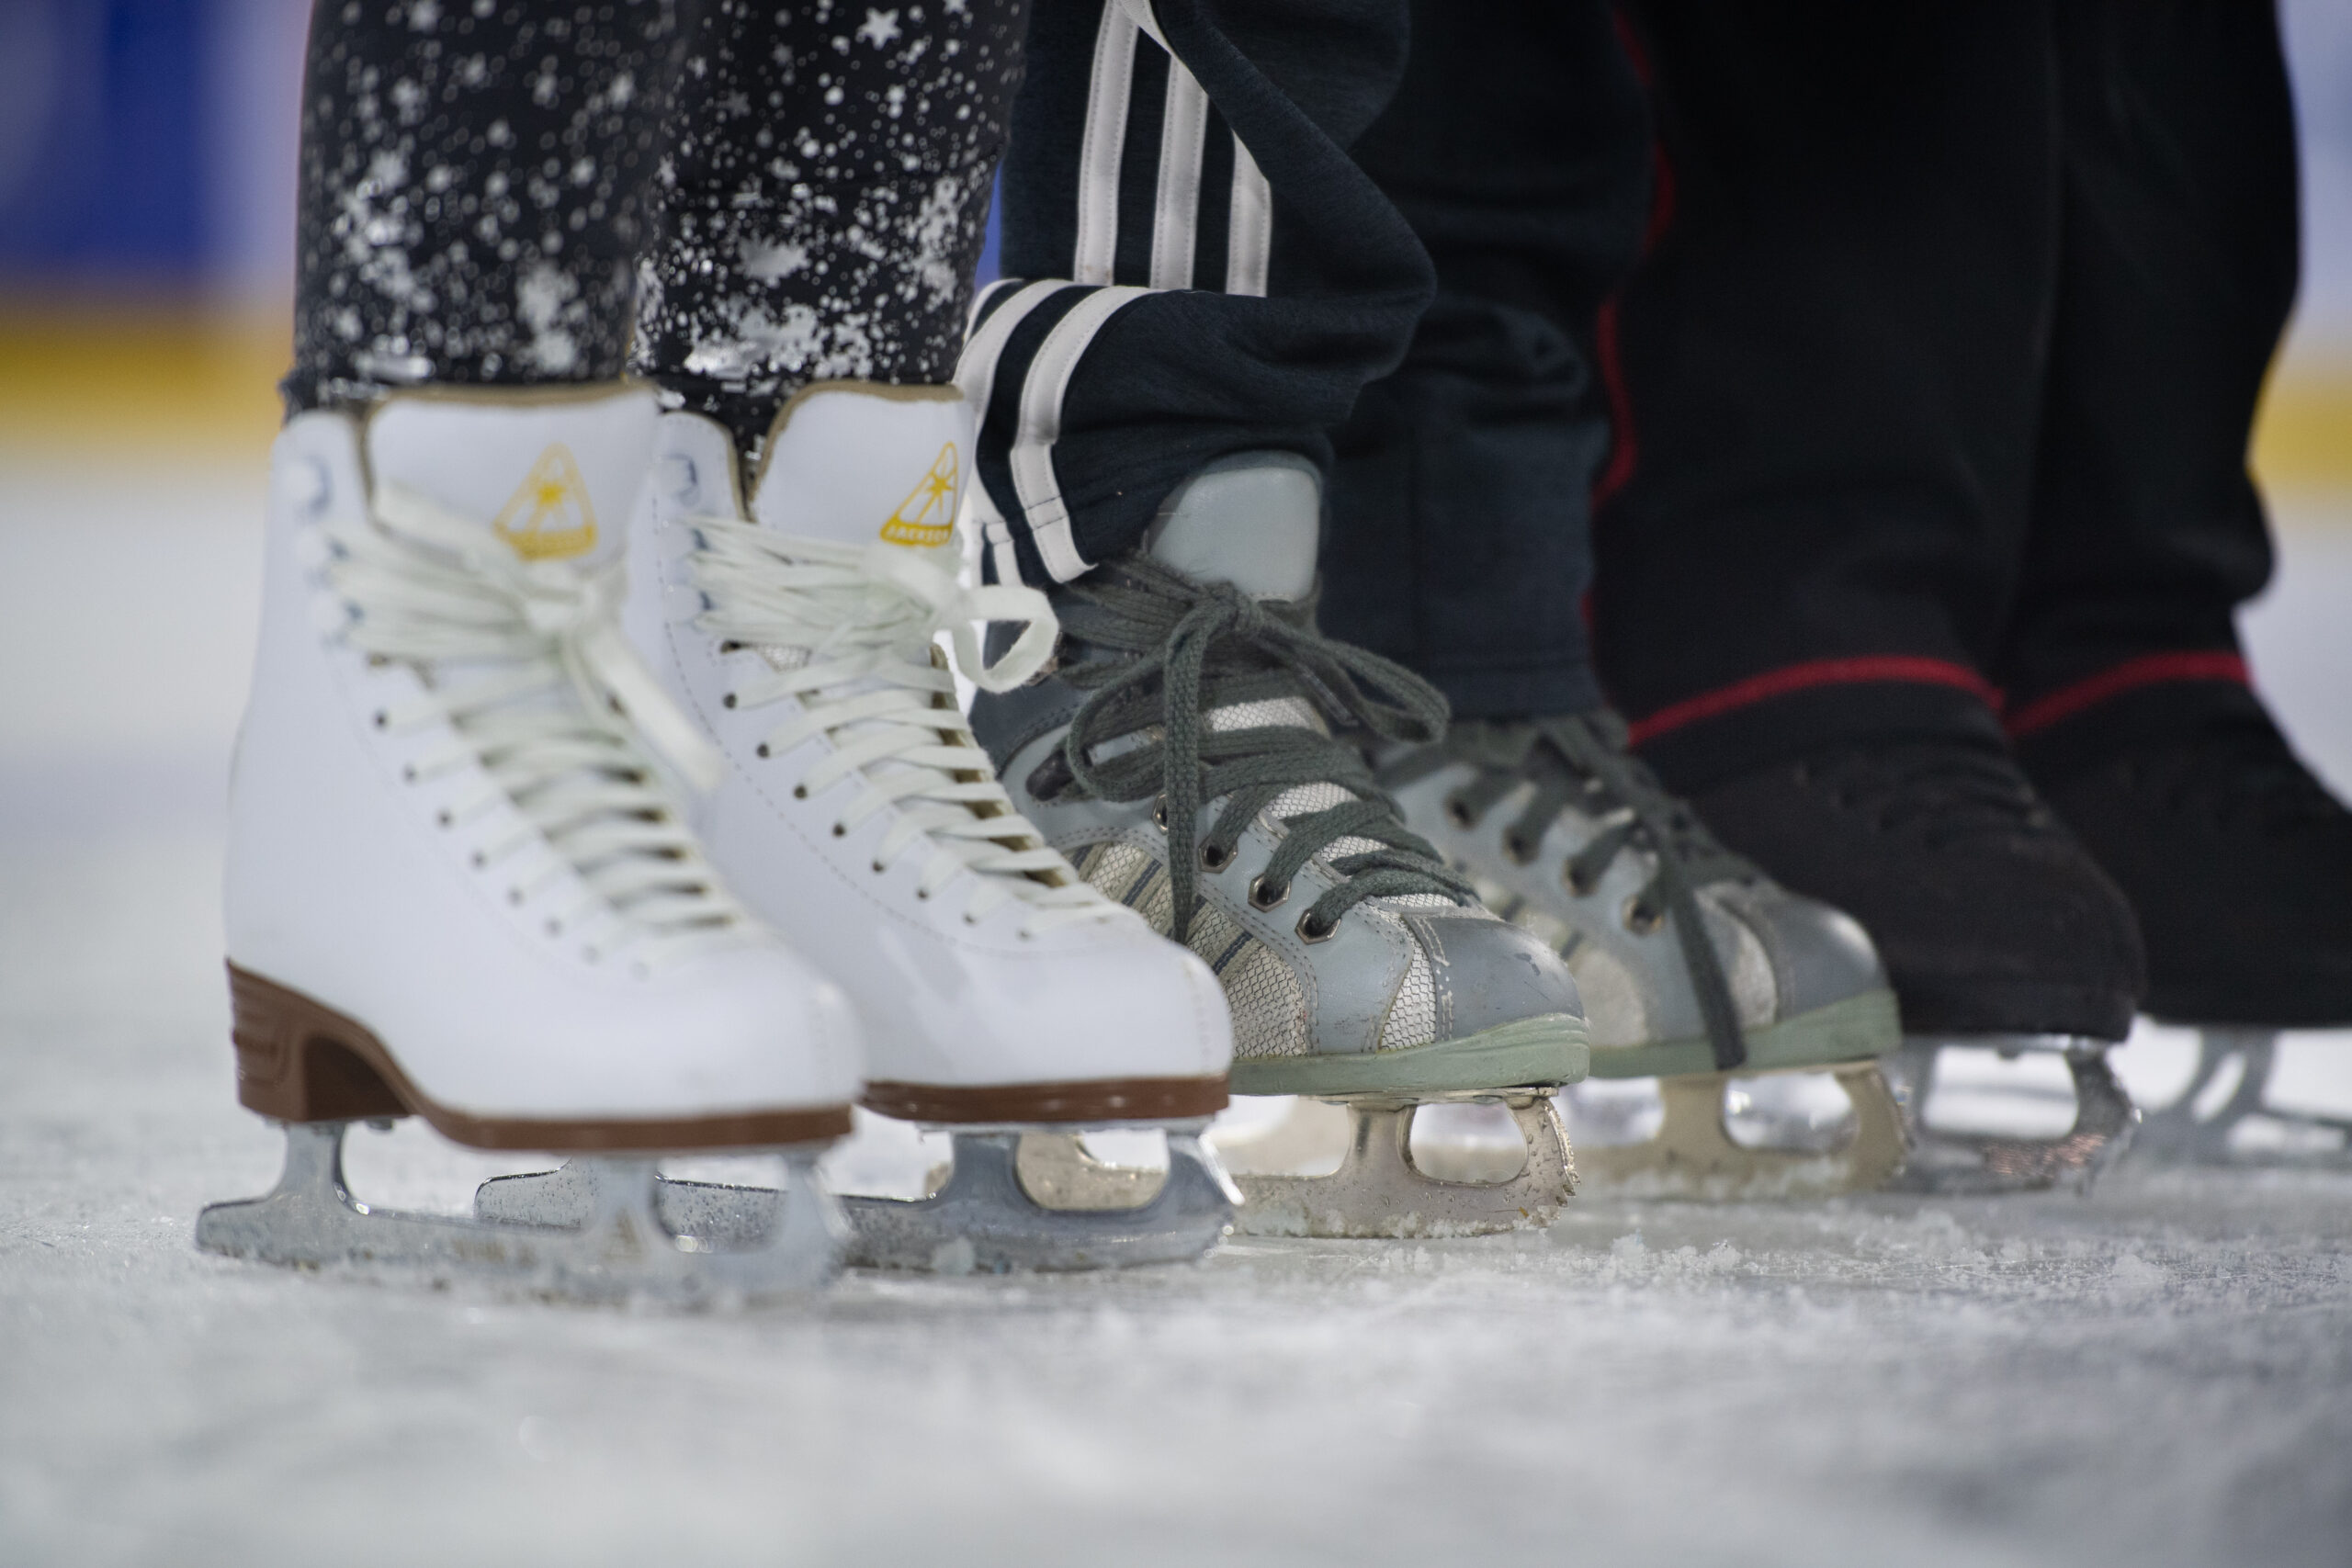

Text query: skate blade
(1885, 1035), (2139, 1194)
(475, 1130), (1237, 1273)
(1569, 1062), (1906, 1201)
(2129, 1029), (2352, 1168)
(1216, 1091), (1575, 1238)
(197, 1122), (844, 1301)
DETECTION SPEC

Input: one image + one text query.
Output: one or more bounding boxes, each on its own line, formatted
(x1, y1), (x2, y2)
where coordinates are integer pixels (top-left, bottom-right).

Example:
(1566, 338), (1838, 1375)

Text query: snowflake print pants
(287, 0), (1026, 478)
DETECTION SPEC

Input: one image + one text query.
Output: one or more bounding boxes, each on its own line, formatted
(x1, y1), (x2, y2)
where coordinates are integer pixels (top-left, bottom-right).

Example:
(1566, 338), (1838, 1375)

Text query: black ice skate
(2026, 706), (2352, 1166)
(1689, 737), (2144, 1192)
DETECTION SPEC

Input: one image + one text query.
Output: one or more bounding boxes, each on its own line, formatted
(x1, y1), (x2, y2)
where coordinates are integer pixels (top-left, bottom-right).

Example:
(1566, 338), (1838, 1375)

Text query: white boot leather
(224, 386), (862, 1146)
(622, 382), (1231, 1122)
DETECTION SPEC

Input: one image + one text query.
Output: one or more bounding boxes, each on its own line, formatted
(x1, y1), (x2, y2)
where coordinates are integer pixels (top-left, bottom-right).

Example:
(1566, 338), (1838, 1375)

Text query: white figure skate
(1378, 716), (1907, 1200)
(200, 387), (862, 1300)
(474, 384), (1238, 1270)
(969, 455), (1589, 1238)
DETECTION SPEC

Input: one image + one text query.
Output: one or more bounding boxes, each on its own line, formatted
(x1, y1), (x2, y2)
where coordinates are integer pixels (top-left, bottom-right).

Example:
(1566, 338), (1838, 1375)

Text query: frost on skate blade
(197, 1122), (843, 1300)
(474, 1128), (1236, 1273)
(1210, 1091), (1575, 1239)
(2122, 1024), (2352, 1167)
(1558, 1064), (1907, 1201)
(1886, 1036), (2138, 1193)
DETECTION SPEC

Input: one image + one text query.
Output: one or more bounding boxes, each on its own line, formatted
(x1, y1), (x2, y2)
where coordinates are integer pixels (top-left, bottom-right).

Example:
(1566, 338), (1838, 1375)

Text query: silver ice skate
(970, 455), (1589, 1237)
(200, 1122), (842, 1300)
(1379, 715), (1906, 1200)
(472, 1124), (1238, 1273)
(1884, 1032), (2138, 1192)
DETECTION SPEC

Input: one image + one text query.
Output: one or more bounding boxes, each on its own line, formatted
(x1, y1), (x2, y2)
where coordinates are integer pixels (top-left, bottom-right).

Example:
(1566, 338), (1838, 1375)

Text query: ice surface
(3, 457), (2350, 1567)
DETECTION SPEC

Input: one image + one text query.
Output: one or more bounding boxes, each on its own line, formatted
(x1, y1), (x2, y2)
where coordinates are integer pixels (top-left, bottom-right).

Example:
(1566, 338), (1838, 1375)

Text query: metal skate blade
(1885, 1036), (2139, 1194)
(842, 1132), (1236, 1272)
(2127, 1028), (2352, 1168)
(1566, 1062), (1906, 1201)
(476, 1130), (1238, 1273)
(1218, 1091), (1575, 1238)
(198, 1122), (843, 1301)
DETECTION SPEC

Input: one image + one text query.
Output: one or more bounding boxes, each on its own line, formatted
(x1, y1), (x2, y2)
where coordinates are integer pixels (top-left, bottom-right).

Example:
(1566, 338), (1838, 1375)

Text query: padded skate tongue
(1145, 452), (1320, 601)
(748, 382), (973, 558)
(365, 385), (656, 569)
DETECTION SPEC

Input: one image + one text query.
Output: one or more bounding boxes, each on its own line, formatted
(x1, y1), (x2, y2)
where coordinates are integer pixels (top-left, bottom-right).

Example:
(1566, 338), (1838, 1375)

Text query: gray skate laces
(1383, 714), (1756, 1072)
(1035, 555), (1475, 944)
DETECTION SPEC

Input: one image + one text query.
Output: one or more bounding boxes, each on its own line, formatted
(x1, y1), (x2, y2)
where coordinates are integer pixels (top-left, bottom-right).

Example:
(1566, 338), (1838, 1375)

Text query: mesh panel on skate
(1208, 695), (1327, 736)
(1077, 841), (1307, 1055)
(1380, 935), (1439, 1051)
(1077, 841), (1160, 917)
(1222, 939), (1310, 1057)
(1183, 898), (1246, 967)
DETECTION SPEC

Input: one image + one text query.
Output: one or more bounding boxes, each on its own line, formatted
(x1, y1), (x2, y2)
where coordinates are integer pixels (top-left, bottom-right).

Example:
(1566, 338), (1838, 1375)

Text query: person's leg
(285, 0), (690, 410)
(594, 0), (1239, 1269)
(2002, 0), (2352, 1045)
(1587, 2), (2143, 1187)
(966, 0), (1591, 1236)
(1318, 0), (1645, 721)
(632, 0), (1026, 475)
(963, 0), (1434, 585)
(213, 0), (864, 1293)
(1592, 2), (2056, 781)
(1316, 2), (1903, 1200)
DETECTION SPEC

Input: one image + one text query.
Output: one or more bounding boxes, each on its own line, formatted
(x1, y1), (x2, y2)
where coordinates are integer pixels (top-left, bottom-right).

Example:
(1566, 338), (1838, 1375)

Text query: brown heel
(227, 964), (409, 1123)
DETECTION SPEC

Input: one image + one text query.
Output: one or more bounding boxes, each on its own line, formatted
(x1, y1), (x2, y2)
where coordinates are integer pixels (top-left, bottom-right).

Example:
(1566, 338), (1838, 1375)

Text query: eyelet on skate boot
(1445, 795), (1477, 829)
(1622, 897), (1663, 935)
(1151, 795), (1170, 830)
(1248, 875), (1288, 910)
(1502, 829), (1537, 865)
(1295, 909), (1338, 944)
(1201, 842), (1234, 871)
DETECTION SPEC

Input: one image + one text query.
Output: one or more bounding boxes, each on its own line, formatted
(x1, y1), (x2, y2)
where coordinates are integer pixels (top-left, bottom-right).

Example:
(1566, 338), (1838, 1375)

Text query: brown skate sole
(226, 964), (853, 1151)
(862, 1076), (1228, 1124)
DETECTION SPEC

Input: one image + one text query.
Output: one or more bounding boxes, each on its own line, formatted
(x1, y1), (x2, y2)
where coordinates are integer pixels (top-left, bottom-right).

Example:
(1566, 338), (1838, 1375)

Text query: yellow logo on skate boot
(877, 442), (961, 548)
(492, 445), (598, 560)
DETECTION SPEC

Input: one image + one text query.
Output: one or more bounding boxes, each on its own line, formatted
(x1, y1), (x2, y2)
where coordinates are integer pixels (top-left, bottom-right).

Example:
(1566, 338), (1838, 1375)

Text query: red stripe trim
(1625, 657), (2001, 747)
(2003, 651), (2250, 739)
(1591, 297), (1638, 507)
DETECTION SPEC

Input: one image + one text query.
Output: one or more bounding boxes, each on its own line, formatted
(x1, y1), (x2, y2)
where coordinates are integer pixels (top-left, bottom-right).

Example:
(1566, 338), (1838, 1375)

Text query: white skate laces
(318, 484), (748, 969)
(685, 515), (1120, 938)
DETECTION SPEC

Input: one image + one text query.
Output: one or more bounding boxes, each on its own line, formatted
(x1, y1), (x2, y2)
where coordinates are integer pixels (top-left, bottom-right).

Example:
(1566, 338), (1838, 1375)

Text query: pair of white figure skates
(199, 381), (1261, 1298)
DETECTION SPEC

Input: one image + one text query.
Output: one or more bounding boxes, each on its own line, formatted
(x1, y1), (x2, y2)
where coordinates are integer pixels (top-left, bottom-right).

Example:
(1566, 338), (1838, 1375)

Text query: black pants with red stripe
(1593, 0), (2297, 790)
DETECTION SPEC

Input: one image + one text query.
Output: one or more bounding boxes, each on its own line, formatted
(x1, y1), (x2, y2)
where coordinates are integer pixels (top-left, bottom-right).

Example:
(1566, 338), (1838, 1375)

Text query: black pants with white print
(968, 0), (1426, 589)
(968, 0), (1647, 723)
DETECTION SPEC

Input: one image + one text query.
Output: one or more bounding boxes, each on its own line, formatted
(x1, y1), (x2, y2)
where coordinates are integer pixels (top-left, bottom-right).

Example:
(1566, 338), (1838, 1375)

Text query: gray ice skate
(969, 456), (1589, 1238)
(1376, 716), (1907, 1200)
